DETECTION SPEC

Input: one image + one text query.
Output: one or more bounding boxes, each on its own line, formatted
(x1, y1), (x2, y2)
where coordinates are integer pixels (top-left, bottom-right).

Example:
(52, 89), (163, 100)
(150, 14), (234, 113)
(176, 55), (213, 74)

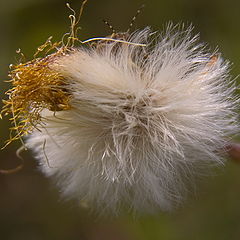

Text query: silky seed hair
(1, 1), (239, 214)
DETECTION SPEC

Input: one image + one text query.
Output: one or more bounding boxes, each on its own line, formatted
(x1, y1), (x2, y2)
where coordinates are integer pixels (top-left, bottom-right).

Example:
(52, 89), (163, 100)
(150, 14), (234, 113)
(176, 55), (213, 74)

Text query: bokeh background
(1, 0), (240, 239)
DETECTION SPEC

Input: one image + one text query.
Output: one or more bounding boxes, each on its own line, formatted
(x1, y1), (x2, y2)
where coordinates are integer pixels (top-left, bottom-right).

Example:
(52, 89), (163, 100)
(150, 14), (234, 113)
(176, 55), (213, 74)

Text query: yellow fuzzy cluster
(1, 51), (71, 147)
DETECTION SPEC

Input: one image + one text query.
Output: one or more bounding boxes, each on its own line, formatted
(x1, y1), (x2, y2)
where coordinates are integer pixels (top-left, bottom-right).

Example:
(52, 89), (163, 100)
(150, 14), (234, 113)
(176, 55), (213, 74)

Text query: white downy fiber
(26, 26), (238, 214)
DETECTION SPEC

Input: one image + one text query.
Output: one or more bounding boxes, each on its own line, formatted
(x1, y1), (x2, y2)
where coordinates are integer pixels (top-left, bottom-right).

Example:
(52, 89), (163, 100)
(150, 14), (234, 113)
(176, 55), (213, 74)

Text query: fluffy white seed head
(26, 26), (238, 214)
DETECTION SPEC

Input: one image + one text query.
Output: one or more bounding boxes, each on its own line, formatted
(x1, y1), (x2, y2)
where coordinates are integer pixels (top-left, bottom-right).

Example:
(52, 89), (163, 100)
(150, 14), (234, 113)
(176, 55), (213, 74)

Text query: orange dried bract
(1, 1), (88, 148)
(1, 50), (71, 145)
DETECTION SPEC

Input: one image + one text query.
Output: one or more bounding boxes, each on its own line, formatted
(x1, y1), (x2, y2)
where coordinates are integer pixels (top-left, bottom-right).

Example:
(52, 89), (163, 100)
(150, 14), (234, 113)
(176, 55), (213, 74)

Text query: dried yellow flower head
(1, 0), (89, 147)
(1, 50), (72, 146)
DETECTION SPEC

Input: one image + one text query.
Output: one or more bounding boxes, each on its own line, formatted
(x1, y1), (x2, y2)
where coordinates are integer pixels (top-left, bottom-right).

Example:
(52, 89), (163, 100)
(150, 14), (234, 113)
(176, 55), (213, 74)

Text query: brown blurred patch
(227, 143), (240, 163)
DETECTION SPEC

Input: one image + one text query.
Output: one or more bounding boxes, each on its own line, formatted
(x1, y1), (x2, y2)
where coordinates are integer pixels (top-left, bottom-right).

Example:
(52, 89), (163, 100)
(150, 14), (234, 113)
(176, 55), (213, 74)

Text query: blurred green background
(1, 0), (240, 239)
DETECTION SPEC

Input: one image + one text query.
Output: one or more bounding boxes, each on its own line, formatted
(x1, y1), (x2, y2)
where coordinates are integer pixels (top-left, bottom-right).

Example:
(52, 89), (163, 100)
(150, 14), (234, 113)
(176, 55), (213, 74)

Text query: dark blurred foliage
(1, 0), (240, 239)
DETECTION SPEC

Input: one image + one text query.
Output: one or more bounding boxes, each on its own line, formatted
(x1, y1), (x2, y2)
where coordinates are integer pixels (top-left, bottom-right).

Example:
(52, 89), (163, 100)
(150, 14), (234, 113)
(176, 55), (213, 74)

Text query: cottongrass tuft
(11, 25), (239, 214)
